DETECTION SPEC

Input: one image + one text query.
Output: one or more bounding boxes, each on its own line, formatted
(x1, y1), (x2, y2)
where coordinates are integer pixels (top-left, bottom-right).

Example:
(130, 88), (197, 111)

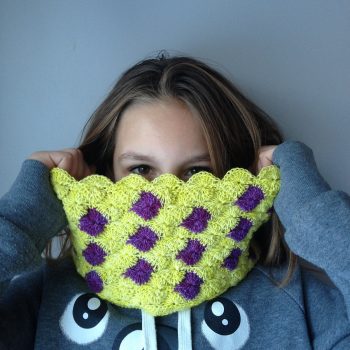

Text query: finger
(65, 148), (93, 180)
(53, 152), (75, 174)
(257, 146), (277, 169)
(88, 164), (96, 176)
(62, 148), (80, 177)
(82, 163), (96, 178)
(69, 149), (83, 179)
(75, 149), (91, 180)
(257, 159), (263, 173)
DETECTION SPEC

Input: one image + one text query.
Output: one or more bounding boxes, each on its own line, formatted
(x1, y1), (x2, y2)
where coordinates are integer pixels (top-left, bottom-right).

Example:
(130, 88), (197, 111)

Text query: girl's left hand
(257, 145), (277, 172)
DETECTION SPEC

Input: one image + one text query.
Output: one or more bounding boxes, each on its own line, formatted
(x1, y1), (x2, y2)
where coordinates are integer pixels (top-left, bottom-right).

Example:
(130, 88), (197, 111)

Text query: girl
(1, 54), (350, 350)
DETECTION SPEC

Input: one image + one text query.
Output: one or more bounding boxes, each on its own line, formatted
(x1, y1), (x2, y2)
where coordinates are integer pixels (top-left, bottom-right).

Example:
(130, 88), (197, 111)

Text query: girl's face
(113, 98), (212, 181)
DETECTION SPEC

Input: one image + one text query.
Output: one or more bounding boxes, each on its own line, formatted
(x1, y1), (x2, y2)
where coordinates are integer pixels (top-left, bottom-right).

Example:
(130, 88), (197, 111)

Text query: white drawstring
(141, 308), (192, 350)
(142, 309), (158, 350)
(178, 309), (192, 350)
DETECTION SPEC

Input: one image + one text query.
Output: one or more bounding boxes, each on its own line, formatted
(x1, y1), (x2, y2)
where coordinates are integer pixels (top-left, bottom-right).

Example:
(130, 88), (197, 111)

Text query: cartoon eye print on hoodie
(201, 297), (250, 350)
(60, 293), (109, 345)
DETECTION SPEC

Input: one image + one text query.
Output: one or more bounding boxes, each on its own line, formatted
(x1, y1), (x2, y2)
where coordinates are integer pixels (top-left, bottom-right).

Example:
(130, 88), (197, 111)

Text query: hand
(28, 148), (94, 180)
(257, 145), (277, 172)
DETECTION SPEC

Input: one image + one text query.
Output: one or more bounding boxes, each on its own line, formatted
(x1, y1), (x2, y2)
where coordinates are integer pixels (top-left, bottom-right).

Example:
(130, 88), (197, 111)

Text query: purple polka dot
(174, 272), (203, 300)
(181, 207), (211, 233)
(127, 226), (158, 252)
(85, 270), (103, 293)
(83, 243), (107, 266)
(235, 186), (265, 212)
(131, 192), (162, 220)
(124, 259), (154, 285)
(79, 208), (108, 236)
(222, 248), (242, 271)
(227, 218), (253, 241)
(176, 239), (206, 265)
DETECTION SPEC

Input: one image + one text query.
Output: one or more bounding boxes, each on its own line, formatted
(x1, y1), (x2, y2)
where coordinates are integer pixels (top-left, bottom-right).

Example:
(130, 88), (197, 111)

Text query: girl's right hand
(28, 149), (93, 180)
(257, 145), (277, 173)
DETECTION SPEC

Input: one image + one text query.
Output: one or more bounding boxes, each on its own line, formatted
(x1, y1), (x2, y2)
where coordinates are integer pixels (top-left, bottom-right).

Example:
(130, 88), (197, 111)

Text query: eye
(184, 166), (212, 179)
(60, 293), (109, 345)
(201, 297), (250, 349)
(129, 165), (151, 176)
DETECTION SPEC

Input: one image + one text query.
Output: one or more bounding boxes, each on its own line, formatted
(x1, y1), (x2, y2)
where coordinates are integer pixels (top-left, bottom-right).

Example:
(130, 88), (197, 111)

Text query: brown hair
(46, 52), (297, 285)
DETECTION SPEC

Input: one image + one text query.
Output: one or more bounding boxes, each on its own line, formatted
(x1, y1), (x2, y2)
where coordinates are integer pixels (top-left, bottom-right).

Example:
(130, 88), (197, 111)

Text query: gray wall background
(1, 0), (349, 197)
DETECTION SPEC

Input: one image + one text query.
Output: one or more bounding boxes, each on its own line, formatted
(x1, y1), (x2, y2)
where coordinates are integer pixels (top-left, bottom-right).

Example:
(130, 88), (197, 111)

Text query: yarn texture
(51, 166), (280, 316)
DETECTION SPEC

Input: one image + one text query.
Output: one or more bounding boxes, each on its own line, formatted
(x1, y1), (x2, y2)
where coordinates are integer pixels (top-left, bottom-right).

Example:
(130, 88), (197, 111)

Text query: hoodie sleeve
(272, 141), (350, 339)
(0, 159), (67, 295)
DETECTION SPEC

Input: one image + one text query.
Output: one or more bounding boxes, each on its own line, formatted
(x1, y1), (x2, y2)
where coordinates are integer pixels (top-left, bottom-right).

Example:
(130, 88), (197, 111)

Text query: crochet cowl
(51, 166), (280, 316)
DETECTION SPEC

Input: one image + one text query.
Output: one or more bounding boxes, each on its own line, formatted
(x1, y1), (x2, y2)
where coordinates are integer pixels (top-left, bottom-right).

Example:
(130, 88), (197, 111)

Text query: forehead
(114, 98), (208, 155)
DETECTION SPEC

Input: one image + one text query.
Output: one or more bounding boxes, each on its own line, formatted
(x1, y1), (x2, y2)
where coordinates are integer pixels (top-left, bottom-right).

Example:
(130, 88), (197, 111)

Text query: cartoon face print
(201, 297), (250, 350)
(60, 293), (109, 345)
(60, 293), (248, 348)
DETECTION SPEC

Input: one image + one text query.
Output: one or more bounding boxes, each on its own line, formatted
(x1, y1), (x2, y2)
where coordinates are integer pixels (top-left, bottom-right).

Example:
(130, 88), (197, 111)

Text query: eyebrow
(118, 152), (211, 163)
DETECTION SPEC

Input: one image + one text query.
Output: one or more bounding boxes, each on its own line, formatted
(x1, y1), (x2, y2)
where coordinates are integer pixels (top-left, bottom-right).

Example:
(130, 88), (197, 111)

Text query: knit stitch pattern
(51, 166), (280, 316)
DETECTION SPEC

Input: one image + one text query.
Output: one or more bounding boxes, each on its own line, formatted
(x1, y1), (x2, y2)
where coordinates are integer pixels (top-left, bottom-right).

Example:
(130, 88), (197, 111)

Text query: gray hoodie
(1, 141), (350, 349)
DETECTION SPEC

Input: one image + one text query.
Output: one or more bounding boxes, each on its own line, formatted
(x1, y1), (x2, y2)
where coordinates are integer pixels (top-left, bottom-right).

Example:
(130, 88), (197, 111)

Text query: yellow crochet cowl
(51, 166), (280, 316)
